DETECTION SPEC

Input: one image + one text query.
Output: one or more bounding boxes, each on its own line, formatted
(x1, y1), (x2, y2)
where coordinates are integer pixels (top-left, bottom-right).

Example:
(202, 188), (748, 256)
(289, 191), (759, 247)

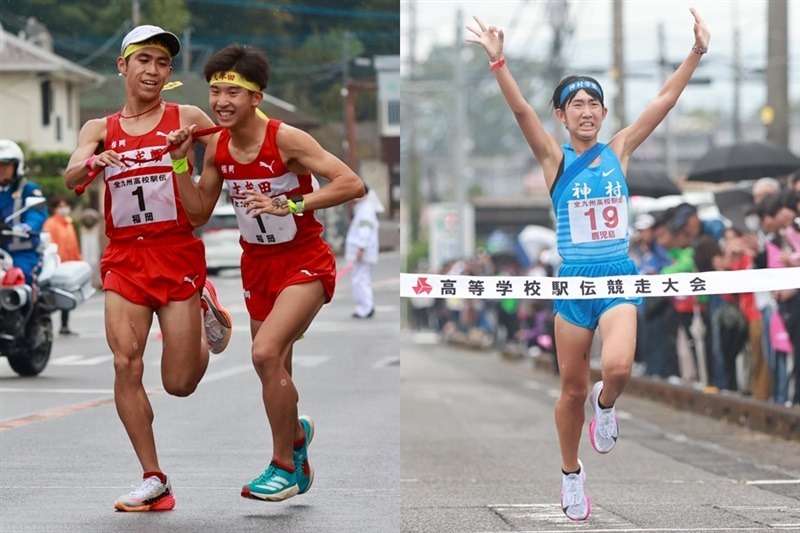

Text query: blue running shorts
(553, 256), (642, 330)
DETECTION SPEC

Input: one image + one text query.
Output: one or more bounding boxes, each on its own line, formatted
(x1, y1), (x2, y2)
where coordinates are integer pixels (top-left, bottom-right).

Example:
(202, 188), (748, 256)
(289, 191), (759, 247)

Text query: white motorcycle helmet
(0, 139), (25, 181)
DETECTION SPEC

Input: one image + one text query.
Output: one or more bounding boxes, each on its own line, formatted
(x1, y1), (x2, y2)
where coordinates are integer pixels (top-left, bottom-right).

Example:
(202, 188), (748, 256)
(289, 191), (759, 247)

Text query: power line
(184, 0), (399, 20)
(77, 20), (132, 66)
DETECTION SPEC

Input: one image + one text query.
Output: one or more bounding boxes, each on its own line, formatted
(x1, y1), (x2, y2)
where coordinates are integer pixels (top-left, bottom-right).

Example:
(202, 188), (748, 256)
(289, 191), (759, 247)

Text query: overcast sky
(401, 0), (800, 119)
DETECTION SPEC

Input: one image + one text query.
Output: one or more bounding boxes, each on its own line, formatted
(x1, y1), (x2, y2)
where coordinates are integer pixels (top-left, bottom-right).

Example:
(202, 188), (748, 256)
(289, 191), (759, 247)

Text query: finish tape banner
(400, 268), (800, 300)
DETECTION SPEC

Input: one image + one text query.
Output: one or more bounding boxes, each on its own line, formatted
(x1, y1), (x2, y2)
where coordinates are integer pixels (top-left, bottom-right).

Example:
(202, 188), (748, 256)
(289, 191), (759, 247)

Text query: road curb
(448, 338), (800, 441)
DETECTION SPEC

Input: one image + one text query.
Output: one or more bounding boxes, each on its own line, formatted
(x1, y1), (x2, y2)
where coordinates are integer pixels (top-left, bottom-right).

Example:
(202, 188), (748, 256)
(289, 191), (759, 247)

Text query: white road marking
(63, 355), (113, 366)
(745, 479), (800, 485)
(48, 355), (84, 364)
(200, 364), (252, 384)
(49, 354), (113, 366)
(480, 524), (784, 533)
(490, 503), (631, 528)
(293, 355), (330, 367)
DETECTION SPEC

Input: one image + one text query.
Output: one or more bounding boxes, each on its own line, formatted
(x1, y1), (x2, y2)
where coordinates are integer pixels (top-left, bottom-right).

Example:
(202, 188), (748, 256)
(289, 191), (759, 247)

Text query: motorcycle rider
(0, 140), (48, 286)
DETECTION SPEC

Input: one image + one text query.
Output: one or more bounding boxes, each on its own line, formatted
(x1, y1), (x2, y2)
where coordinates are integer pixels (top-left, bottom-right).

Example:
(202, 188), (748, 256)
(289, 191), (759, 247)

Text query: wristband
(171, 157), (189, 174)
(287, 198), (304, 215)
(84, 155), (95, 170)
(691, 46), (707, 55)
(489, 57), (506, 72)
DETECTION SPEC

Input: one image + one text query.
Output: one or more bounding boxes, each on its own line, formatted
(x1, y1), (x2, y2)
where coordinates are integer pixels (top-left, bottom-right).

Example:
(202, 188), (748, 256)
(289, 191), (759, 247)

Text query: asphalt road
(0, 252), (400, 533)
(401, 332), (800, 533)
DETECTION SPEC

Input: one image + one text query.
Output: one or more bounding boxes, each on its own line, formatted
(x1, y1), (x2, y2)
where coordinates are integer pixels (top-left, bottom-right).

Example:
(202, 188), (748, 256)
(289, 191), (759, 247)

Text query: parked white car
(197, 203), (241, 274)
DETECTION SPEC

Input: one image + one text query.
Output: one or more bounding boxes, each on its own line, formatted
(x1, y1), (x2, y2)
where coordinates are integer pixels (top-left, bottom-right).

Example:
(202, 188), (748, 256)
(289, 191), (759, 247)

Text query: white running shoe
(114, 474), (175, 512)
(201, 279), (232, 354)
(588, 380), (619, 454)
(561, 459), (590, 521)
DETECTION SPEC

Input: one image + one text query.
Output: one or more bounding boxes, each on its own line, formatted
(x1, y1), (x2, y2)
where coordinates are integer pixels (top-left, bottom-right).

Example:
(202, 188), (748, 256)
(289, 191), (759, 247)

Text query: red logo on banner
(413, 277), (432, 295)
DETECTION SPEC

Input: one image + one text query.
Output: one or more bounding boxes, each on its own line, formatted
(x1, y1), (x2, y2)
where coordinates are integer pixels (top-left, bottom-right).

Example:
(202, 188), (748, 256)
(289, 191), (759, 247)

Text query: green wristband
(171, 157), (189, 174)
(287, 198), (304, 215)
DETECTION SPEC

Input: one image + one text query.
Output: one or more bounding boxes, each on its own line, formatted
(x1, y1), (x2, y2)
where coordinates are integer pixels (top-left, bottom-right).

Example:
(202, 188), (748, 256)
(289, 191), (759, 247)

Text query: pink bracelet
(489, 57), (506, 72)
(691, 46), (707, 55)
(84, 155), (96, 170)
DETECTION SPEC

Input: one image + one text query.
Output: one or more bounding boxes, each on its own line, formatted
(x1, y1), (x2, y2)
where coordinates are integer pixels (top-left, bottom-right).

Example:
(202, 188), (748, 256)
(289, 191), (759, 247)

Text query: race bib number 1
(232, 194), (298, 245)
(109, 173), (177, 228)
(567, 197), (628, 244)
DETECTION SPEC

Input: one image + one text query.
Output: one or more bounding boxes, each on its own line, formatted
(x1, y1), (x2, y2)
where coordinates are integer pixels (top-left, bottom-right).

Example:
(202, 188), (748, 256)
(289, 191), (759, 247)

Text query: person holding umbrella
(467, 7), (710, 521)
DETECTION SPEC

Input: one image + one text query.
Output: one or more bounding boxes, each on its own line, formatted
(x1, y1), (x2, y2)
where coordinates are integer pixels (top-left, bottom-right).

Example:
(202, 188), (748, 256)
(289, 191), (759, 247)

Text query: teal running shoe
(295, 415), (315, 494)
(241, 462), (298, 502)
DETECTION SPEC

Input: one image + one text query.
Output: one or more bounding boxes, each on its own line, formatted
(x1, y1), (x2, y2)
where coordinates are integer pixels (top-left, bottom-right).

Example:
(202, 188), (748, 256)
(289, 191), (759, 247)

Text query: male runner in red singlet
(64, 25), (233, 512)
(166, 44), (364, 502)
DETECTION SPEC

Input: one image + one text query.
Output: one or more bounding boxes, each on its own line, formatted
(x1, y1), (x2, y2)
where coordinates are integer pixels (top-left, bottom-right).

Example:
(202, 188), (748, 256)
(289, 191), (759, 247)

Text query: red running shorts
(101, 235), (207, 310)
(241, 236), (336, 321)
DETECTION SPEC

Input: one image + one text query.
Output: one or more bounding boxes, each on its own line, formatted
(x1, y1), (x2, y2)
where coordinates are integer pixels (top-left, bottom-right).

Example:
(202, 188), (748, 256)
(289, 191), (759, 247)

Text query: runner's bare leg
(597, 304), (638, 406)
(250, 281), (326, 466)
(107, 291), (159, 472)
(553, 315), (594, 472)
(157, 292), (209, 396)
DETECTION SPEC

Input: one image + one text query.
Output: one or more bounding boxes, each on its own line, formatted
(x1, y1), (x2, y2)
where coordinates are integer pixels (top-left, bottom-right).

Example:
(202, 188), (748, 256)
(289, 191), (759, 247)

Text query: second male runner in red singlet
(64, 25), (233, 512)
(167, 44), (364, 502)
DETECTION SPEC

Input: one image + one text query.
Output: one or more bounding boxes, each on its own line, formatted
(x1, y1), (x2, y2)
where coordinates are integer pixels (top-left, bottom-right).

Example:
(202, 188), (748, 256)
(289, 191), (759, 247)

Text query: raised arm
(610, 8), (710, 161)
(466, 16), (562, 182)
(64, 118), (117, 190)
(167, 125), (224, 227)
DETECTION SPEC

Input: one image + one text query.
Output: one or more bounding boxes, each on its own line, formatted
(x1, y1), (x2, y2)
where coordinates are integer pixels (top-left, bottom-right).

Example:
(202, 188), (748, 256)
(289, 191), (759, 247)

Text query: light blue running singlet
(550, 142), (631, 264)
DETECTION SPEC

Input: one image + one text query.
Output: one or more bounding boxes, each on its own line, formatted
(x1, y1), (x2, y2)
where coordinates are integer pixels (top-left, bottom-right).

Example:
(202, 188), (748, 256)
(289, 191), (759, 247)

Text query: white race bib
(232, 195), (297, 245)
(567, 196), (628, 244)
(109, 172), (177, 228)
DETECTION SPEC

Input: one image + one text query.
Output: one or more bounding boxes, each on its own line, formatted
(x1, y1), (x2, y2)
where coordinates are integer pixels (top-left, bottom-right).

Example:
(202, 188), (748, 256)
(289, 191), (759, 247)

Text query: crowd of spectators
(409, 174), (800, 408)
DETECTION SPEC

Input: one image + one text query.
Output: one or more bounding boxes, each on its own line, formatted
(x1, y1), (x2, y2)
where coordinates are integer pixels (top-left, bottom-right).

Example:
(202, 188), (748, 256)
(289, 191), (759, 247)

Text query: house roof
(0, 24), (104, 85)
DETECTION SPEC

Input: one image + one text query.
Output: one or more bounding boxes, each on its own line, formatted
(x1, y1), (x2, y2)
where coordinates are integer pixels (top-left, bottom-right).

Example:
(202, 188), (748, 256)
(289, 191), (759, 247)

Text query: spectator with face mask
(43, 196), (82, 335)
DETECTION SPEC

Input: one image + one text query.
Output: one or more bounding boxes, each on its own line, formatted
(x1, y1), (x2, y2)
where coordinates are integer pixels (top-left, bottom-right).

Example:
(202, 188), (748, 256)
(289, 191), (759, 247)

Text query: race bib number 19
(109, 173), (177, 228)
(567, 197), (628, 244)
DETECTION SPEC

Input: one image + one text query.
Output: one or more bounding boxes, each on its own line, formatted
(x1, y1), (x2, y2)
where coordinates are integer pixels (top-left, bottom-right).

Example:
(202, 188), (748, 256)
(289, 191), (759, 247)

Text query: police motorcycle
(1, 198), (95, 376)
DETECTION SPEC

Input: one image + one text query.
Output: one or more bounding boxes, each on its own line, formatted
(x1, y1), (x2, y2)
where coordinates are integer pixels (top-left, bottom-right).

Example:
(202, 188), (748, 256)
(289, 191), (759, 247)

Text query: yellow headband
(123, 40), (172, 59)
(210, 71), (268, 119)
(209, 71), (261, 93)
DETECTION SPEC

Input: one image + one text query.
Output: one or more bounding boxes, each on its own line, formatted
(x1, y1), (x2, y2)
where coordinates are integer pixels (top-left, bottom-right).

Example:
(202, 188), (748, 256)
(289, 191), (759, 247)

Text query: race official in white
(345, 185), (382, 319)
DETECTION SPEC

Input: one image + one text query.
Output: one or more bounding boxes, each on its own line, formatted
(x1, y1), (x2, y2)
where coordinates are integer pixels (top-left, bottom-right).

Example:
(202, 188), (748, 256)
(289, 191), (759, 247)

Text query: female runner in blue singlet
(468, 8), (710, 521)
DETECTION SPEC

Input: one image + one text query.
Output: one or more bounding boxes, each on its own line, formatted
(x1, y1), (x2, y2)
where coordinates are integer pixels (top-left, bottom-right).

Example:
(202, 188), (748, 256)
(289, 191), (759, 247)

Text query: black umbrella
(714, 186), (754, 232)
(625, 164), (681, 198)
(688, 140), (800, 183)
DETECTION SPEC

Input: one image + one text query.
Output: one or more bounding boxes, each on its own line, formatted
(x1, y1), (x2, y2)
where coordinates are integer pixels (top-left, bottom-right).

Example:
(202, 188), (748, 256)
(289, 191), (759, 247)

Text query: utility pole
(182, 27), (192, 75)
(732, 2), (742, 141)
(766, 0), (789, 146)
(132, 0), (140, 27)
(406, 0), (421, 245)
(548, 0), (572, 140)
(453, 8), (468, 208)
(451, 7), (474, 260)
(341, 31), (358, 171)
(612, 0), (626, 130)
(658, 22), (677, 179)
